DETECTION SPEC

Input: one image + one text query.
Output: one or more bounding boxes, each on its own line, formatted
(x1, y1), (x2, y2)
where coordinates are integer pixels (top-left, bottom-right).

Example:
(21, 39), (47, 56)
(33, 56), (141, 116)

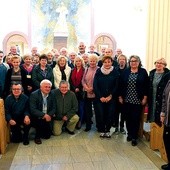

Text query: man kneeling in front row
(53, 80), (79, 135)
(30, 79), (56, 144)
(5, 83), (31, 145)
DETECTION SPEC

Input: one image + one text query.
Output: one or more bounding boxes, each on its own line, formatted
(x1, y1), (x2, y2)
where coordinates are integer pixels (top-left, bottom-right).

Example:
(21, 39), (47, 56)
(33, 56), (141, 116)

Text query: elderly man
(30, 79), (56, 144)
(53, 80), (79, 136)
(5, 83), (31, 145)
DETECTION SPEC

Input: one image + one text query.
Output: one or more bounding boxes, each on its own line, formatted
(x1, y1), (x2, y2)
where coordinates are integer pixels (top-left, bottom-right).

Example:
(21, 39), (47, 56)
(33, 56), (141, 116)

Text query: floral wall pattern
(31, 0), (91, 51)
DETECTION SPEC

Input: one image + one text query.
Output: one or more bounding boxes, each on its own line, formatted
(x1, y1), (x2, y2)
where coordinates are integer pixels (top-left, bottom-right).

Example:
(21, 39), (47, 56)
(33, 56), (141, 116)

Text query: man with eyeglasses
(5, 83), (31, 145)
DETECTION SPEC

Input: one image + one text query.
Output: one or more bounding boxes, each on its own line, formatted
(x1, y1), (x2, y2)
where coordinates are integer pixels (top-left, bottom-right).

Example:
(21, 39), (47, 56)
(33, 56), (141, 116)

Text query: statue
(54, 2), (68, 35)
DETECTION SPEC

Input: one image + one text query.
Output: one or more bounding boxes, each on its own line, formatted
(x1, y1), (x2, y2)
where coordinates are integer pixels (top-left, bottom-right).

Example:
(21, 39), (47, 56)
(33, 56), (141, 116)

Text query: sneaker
(105, 132), (111, 139)
(100, 133), (105, 138)
(113, 127), (119, 135)
(120, 127), (126, 134)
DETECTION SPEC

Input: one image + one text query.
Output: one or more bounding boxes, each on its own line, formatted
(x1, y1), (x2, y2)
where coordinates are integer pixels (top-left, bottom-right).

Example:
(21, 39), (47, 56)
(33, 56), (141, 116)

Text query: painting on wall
(31, 0), (91, 52)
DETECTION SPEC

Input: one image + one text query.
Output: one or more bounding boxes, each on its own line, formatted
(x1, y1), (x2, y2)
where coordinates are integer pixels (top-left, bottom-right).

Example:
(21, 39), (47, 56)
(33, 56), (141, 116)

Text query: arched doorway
(3, 32), (29, 56)
(93, 33), (117, 54)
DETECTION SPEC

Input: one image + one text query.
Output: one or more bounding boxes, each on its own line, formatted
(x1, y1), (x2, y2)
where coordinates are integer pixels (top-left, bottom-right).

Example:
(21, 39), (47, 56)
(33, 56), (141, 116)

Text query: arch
(2, 31), (30, 55)
(92, 33), (117, 54)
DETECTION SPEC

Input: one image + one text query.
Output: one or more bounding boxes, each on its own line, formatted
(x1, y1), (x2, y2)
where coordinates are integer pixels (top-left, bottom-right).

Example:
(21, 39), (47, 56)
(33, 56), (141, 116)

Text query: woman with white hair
(148, 58), (170, 124)
(82, 54), (99, 131)
(53, 55), (71, 89)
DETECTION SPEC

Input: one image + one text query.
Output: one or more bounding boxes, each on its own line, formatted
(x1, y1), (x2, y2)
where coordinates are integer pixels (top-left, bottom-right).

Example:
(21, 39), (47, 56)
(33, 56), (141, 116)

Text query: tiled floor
(0, 126), (166, 170)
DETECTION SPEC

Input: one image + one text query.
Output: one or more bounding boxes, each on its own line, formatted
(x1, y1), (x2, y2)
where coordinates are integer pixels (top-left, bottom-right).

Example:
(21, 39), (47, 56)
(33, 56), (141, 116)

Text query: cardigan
(52, 89), (78, 120)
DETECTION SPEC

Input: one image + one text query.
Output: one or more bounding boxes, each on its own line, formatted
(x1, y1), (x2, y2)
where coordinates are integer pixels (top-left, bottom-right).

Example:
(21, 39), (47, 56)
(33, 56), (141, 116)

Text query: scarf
(71, 67), (84, 87)
(101, 66), (114, 75)
(60, 66), (66, 80)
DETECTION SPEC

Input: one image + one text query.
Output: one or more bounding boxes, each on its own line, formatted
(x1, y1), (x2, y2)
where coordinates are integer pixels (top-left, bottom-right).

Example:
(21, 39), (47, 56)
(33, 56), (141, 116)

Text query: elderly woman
(148, 58), (170, 125)
(119, 55), (149, 146)
(94, 56), (119, 138)
(70, 56), (85, 129)
(53, 55), (71, 89)
(32, 54), (54, 90)
(20, 54), (35, 96)
(82, 54), (99, 131)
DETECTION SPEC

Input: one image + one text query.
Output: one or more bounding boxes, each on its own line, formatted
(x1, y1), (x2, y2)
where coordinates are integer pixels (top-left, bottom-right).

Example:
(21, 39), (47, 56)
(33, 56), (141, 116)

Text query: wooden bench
(0, 99), (10, 154)
(138, 107), (167, 162)
(150, 122), (168, 162)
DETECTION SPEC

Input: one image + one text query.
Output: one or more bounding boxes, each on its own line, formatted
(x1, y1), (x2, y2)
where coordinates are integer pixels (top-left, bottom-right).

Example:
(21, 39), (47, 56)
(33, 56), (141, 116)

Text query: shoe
(23, 139), (29, 145)
(84, 128), (91, 132)
(113, 127), (119, 135)
(100, 133), (105, 138)
(105, 132), (111, 139)
(131, 139), (137, 146)
(120, 127), (126, 134)
(161, 164), (170, 170)
(34, 138), (42, 144)
(65, 128), (75, 135)
(127, 136), (132, 142)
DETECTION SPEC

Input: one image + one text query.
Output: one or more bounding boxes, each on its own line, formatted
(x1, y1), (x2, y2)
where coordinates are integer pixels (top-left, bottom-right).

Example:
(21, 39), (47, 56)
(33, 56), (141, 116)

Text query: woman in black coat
(93, 56), (119, 138)
(119, 55), (149, 146)
(148, 58), (170, 125)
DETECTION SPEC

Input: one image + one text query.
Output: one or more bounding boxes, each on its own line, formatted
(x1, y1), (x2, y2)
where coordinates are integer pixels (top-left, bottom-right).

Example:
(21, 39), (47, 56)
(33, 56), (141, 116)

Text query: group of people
(0, 43), (170, 169)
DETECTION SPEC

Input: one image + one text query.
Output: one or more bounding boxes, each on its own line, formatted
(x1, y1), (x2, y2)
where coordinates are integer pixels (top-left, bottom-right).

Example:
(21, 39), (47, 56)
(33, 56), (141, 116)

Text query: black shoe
(34, 138), (42, 144)
(127, 136), (132, 142)
(23, 139), (29, 145)
(161, 164), (170, 170)
(65, 128), (75, 135)
(84, 128), (91, 132)
(131, 139), (137, 146)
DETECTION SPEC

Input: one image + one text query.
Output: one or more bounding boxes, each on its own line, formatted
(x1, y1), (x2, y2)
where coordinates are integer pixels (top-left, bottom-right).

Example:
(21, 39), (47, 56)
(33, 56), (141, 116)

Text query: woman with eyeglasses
(118, 55), (149, 146)
(148, 58), (170, 125)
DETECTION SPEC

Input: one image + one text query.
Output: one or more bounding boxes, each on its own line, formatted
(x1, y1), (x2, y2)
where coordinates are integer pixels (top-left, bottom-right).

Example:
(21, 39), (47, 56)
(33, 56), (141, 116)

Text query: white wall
(0, 0), (29, 50)
(93, 0), (148, 66)
(0, 0), (148, 66)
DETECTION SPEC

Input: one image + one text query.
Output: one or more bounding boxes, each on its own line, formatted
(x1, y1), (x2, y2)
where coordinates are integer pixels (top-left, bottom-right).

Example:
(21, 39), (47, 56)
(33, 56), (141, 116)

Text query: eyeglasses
(12, 88), (21, 91)
(130, 60), (138, 63)
(155, 62), (164, 65)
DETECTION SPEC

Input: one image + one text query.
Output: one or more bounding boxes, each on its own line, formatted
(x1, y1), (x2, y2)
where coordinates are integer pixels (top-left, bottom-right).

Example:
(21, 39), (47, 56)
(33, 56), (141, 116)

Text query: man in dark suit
(29, 79), (56, 144)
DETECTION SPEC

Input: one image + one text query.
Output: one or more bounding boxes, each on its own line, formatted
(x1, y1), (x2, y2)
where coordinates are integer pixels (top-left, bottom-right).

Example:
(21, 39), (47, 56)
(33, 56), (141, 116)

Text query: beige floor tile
(53, 146), (70, 154)
(34, 145), (53, 155)
(32, 155), (52, 165)
(89, 152), (110, 162)
(10, 164), (31, 170)
(52, 163), (73, 170)
(12, 155), (32, 165)
(72, 162), (94, 170)
(31, 164), (53, 170)
(69, 145), (88, 154)
(52, 153), (73, 164)
(71, 152), (92, 163)
(93, 160), (117, 170)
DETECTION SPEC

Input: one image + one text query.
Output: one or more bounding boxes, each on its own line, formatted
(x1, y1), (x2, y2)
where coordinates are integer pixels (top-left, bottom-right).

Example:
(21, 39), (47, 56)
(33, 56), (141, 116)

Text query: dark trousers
(84, 97), (98, 129)
(32, 117), (52, 139)
(163, 126), (170, 163)
(124, 103), (142, 140)
(77, 100), (84, 124)
(96, 100), (115, 133)
(114, 101), (125, 128)
(10, 119), (30, 142)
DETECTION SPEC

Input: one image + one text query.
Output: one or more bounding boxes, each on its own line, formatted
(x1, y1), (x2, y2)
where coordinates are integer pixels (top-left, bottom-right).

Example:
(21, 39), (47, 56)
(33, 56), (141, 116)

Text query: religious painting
(31, 0), (91, 51)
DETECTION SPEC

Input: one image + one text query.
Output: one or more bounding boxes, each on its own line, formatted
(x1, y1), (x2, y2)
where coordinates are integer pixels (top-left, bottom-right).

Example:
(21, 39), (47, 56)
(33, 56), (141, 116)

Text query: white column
(146, 0), (170, 71)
